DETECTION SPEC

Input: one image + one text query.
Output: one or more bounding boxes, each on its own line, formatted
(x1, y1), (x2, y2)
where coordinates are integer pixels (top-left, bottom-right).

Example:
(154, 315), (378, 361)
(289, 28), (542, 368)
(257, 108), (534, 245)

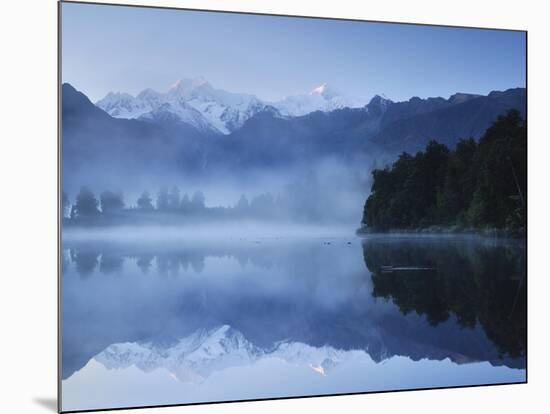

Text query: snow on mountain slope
(167, 78), (270, 133)
(94, 325), (350, 383)
(96, 91), (153, 119)
(96, 77), (272, 135)
(272, 83), (364, 116)
(96, 78), (368, 134)
(138, 101), (215, 132)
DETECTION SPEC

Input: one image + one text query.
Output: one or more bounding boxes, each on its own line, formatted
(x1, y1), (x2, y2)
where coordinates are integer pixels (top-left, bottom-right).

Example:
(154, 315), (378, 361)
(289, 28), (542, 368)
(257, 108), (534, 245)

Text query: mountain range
(62, 80), (526, 190)
(96, 78), (362, 134)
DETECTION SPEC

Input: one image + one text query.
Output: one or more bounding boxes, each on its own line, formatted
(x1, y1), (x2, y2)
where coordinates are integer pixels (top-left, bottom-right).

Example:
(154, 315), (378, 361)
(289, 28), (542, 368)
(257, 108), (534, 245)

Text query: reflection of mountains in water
(92, 323), (524, 388)
(95, 325), (346, 383)
(61, 236), (526, 381)
(63, 324), (524, 412)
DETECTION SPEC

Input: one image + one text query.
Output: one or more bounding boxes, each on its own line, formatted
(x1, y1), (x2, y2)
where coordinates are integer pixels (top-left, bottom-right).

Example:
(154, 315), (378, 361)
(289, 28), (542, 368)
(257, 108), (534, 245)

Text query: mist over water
(62, 222), (358, 242)
(62, 153), (378, 229)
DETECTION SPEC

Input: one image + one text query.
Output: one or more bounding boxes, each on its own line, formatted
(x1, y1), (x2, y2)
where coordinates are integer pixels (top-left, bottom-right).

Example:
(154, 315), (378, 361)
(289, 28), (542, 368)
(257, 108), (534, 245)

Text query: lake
(60, 231), (526, 412)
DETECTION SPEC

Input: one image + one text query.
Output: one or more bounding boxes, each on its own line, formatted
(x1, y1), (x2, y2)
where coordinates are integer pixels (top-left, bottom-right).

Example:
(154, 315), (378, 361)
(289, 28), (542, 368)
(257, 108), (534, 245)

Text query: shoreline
(356, 225), (526, 240)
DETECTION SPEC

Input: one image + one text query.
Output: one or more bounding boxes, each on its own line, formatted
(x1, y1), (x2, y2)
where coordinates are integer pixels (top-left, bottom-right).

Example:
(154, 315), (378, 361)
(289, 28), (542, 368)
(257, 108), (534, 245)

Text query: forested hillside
(361, 110), (526, 236)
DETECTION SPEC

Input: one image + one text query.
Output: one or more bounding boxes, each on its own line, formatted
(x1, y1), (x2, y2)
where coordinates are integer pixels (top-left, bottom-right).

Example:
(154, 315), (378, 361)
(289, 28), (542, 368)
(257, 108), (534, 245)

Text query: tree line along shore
(359, 110), (526, 238)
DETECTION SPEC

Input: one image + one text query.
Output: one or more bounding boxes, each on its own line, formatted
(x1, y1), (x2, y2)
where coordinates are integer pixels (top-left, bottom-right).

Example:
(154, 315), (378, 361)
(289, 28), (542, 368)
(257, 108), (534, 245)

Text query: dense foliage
(362, 110), (526, 235)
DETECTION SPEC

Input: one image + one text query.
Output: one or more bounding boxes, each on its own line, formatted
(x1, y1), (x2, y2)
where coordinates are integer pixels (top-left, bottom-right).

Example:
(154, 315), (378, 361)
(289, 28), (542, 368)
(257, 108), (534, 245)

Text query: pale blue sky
(61, 1), (526, 103)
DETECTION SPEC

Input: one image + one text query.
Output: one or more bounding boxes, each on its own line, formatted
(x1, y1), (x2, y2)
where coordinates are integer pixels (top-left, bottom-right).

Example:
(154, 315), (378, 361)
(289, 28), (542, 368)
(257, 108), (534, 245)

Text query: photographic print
(59, 1), (527, 412)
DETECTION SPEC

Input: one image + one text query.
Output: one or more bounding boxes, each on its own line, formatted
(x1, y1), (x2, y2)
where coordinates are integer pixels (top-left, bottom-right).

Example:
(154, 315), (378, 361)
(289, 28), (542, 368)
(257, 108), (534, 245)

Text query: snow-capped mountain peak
(96, 77), (373, 132)
(137, 88), (162, 101)
(96, 78), (271, 135)
(272, 83), (361, 117)
(169, 76), (210, 92)
(167, 77), (216, 100)
(310, 83), (339, 99)
(96, 91), (154, 119)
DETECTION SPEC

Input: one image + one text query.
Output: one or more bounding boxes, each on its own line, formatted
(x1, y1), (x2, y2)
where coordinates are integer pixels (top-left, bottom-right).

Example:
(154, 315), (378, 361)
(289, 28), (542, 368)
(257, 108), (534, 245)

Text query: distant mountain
(369, 88), (526, 153)
(62, 83), (214, 191)
(273, 83), (363, 116)
(96, 77), (276, 134)
(215, 88), (525, 167)
(94, 78), (525, 155)
(96, 78), (366, 134)
(63, 82), (526, 190)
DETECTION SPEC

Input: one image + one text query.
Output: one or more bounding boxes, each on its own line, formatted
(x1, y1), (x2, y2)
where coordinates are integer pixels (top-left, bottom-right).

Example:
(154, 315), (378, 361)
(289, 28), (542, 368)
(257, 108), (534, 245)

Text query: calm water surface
(61, 233), (526, 411)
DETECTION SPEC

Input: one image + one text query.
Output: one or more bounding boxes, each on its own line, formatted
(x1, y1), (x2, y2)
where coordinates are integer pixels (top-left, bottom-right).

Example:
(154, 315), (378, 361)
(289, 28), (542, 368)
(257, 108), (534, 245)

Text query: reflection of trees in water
(363, 237), (526, 359)
(70, 248), (99, 278)
(69, 249), (124, 277)
(61, 249), (71, 275)
(135, 254), (153, 274)
(156, 252), (205, 275)
(99, 254), (124, 275)
(67, 243), (280, 279)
